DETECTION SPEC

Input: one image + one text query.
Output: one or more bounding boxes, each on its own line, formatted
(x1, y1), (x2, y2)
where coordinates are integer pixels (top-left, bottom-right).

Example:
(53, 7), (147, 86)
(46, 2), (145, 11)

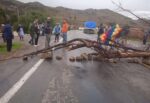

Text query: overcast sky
(18, 0), (150, 19)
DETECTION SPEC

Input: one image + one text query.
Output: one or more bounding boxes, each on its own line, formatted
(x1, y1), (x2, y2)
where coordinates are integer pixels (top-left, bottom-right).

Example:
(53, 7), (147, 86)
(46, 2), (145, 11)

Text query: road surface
(0, 30), (150, 103)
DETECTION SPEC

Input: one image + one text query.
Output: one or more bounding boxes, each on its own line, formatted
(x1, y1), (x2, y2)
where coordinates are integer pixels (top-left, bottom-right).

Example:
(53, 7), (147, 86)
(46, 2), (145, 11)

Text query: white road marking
(0, 59), (44, 103)
(0, 36), (63, 103)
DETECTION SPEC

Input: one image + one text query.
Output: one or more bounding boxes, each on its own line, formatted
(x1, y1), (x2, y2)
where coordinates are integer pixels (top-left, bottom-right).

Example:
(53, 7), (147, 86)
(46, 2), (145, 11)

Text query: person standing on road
(3, 21), (14, 52)
(44, 17), (52, 48)
(143, 29), (150, 45)
(34, 19), (40, 47)
(29, 22), (35, 45)
(97, 24), (104, 42)
(120, 25), (129, 46)
(41, 23), (45, 36)
(53, 23), (61, 43)
(61, 19), (69, 43)
(17, 24), (25, 41)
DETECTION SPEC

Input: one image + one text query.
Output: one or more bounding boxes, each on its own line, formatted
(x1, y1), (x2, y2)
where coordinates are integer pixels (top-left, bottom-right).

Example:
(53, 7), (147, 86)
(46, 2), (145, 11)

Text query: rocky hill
(0, 0), (136, 27)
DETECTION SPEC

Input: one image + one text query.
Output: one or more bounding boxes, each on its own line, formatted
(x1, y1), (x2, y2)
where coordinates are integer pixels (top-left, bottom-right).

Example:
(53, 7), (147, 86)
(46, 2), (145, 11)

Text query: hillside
(0, 0), (136, 27)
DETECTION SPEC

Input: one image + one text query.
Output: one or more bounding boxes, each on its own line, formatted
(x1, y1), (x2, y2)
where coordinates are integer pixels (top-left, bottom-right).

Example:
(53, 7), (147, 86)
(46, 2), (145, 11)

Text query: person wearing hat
(44, 17), (52, 48)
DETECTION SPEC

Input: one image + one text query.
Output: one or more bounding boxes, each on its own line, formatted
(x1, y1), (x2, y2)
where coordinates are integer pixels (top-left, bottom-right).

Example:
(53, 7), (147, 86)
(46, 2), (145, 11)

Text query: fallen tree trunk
(0, 38), (149, 62)
(69, 51), (150, 60)
(108, 51), (150, 58)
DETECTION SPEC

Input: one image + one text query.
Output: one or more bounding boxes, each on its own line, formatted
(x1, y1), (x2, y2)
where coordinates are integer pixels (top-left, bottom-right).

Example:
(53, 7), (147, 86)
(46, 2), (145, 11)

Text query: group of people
(97, 23), (130, 45)
(1, 19), (150, 52)
(97, 23), (150, 46)
(0, 17), (69, 52)
(29, 17), (69, 48)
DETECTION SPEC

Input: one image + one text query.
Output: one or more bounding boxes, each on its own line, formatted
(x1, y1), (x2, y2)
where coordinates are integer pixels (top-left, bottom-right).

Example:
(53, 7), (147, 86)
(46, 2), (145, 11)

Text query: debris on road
(56, 56), (62, 60)
(40, 52), (53, 60)
(23, 56), (28, 61)
(0, 38), (150, 67)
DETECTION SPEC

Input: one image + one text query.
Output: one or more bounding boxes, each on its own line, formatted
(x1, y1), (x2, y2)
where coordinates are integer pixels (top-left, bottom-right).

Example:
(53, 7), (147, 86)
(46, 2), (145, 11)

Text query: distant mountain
(0, 0), (136, 26)
(0, 0), (22, 7)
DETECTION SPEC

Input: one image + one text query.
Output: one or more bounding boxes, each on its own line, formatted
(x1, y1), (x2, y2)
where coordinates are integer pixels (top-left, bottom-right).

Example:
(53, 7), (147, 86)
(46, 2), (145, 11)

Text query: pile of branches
(0, 38), (150, 65)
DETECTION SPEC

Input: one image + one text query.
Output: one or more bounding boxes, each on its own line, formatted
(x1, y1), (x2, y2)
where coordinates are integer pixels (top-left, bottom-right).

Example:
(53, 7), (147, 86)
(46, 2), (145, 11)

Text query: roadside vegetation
(0, 7), (56, 33)
(0, 42), (22, 54)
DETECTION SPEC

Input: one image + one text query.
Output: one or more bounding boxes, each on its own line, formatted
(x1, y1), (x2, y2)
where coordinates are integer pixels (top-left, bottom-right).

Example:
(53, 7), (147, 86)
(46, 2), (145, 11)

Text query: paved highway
(0, 30), (150, 103)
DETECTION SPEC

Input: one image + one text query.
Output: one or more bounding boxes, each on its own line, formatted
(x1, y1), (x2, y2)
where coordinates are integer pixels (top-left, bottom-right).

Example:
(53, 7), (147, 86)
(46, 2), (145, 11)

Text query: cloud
(18, 0), (150, 11)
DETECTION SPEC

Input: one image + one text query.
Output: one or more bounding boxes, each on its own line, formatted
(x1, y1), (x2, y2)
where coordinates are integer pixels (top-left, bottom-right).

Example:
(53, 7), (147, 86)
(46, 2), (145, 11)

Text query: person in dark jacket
(143, 29), (150, 45)
(3, 22), (14, 52)
(97, 24), (104, 42)
(44, 17), (52, 48)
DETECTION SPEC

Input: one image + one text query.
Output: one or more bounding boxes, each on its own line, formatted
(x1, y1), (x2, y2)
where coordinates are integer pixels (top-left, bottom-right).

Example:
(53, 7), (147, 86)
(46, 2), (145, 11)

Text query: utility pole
(16, 6), (19, 25)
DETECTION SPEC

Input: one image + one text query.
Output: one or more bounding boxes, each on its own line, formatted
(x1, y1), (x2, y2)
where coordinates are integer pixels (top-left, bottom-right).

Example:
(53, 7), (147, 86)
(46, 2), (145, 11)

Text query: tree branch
(111, 0), (150, 26)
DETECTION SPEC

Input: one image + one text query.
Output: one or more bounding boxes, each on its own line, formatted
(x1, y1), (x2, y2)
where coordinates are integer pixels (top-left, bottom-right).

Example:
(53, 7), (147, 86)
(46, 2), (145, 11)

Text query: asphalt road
(0, 30), (150, 103)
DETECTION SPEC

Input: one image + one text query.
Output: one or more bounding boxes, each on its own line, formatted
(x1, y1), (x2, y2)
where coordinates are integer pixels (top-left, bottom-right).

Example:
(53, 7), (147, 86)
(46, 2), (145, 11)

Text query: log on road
(0, 38), (150, 62)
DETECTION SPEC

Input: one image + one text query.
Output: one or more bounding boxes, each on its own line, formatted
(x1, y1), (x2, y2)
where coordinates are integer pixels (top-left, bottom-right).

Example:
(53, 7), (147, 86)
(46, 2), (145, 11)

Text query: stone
(69, 57), (75, 62)
(23, 56), (28, 61)
(41, 52), (53, 60)
(56, 56), (62, 60)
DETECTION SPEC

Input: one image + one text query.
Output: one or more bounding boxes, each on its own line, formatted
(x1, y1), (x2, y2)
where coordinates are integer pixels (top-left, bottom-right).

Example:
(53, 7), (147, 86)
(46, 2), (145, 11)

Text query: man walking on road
(45, 17), (52, 48)
(61, 19), (69, 43)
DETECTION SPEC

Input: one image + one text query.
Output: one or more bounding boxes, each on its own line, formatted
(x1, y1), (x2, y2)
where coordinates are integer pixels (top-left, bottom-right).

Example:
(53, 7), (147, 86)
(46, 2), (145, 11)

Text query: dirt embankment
(128, 28), (144, 39)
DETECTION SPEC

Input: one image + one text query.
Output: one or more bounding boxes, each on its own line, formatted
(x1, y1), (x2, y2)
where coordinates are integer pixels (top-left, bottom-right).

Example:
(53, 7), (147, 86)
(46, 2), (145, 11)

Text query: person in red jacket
(61, 19), (69, 43)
